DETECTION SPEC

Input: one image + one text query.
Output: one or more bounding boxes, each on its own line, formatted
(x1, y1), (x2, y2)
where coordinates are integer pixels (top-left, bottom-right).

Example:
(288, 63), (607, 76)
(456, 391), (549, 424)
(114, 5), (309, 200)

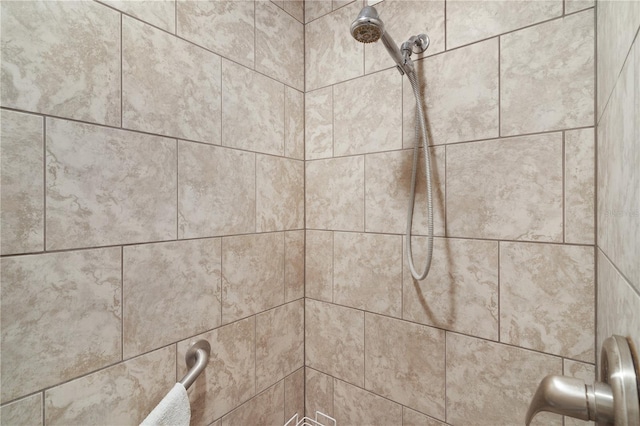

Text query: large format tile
(284, 369), (305, 421)
(0, 394), (42, 426)
(284, 1), (304, 22)
(501, 10), (594, 135)
(566, 0), (594, 14)
(256, 156), (304, 232)
(178, 141), (255, 238)
(0, 248), (121, 403)
(0, 1), (120, 125)
(565, 128), (595, 244)
(446, 133), (563, 241)
(101, 0), (175, 32)
(285, 87), (304, 160)
(46, 119), (176, 250)
(305, 368), (334, 417)
(305, 231), (333, 302)
(285, 230), (305, 302)
(44, 346), (175, 426)
(305, 0), (332, 24)
(123, 239), (222, 359)
(305, 87), (333, 160)
(365, 314), (445, 419)
(123, 17), (221, 143)
(221, 381), (285, 426)
(333, 379), (402, 426)
(0, 110), (43, 255)
(402, 407), (446, 426)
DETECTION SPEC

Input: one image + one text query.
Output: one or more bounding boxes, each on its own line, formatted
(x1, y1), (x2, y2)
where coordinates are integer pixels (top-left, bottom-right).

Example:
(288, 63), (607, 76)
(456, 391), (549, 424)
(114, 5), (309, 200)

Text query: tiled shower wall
(0, 1), (305, 425)
(304, 1), (598, 425)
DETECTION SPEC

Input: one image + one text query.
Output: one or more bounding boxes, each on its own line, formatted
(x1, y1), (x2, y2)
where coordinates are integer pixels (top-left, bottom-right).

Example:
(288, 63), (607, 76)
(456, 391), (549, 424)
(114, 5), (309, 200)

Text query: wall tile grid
(1, 1), (304, 425)
(304, 1), (598, 425)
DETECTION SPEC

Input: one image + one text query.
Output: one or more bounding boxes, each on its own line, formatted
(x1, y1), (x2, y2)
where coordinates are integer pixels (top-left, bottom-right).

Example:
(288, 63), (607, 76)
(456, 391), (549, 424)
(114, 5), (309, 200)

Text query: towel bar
(178, 340), (211, 390)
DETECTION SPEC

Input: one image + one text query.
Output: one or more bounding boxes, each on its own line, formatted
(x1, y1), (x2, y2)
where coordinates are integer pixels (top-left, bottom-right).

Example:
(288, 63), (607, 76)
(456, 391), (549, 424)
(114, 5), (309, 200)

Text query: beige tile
(305, 231), (333, 302)
(0, 394), (42, 426)
(365, 0), (445, 74)
(0, 248), (121, 403)
(256, 1), (304, 90)
(402, 407), (446, 426)
(221, 381), (284, 426)
(222, 233), (285, 323)
(403, 38), (499, 146)
(333, 379), (403, 426)
(284, 369), (305, 421)
(305, 368), (334, 417)
(333, 0), (355, 10)
(123, 239), (222, 359)
(334, 232), (403, 317)
(305, 87), (333, 160)
(123, 17), (221, 143)
(500, 242), (595, 361)
(284, 1), (304, 22)
(178, 141), (255, 238)
(305, 0), (332, 23)
(305, 299), (364, 387)
(565, 128), (595, 244)
(501, 10), (594, 135)
(566, 0), (595, 13)
(446, 133), (563, 241)
(365, 314), (445, 419)
(446, 333), (563, 426)
(285, 230), (305, 302)
(46, 119), (176, 250)
(176, 0), (254, 68)
(403, 237), (499, 340)
(447, 0), (562, 49)
(564, 360), (596, 426)
(285, 87), (304, 160)
(45, 346), (175, 426)
(256, 156), (304, 232)
(176, 317), (255, 425)
(222, 60), (285, 156)
(256, 301), (304, 392)
(0, 1), (120, 125)
(306, 3), (364, 90)
(101, 0), (175, 32)
(306, 156), (364, 231)
(334, 69), (402, 156)
(365, 148), (445, 236)
(0, 110), (43, 255)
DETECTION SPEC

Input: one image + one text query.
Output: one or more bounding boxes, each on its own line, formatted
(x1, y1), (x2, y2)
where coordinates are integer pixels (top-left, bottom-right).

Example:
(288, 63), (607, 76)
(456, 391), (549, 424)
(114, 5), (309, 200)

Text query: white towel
(140, 383), (190, 426)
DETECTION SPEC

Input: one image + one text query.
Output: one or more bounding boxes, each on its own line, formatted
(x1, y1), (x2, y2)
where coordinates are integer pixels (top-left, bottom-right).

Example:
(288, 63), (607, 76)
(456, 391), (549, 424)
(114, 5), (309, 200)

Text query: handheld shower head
(350, 6), (384, 43)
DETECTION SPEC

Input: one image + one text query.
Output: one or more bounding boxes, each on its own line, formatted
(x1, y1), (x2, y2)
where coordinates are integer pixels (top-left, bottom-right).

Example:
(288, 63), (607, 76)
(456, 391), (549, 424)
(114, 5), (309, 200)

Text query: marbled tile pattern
(0, 248), (121, 403)
(285, 231), (305, 302)
(256, 156), (304, 232)
(285, 87), (304, 160)
(0, 110), (43, 255)
(221, 381), (285, 426)
(123, 239), (222, 358)
(305, 368), (334, 417)
(305, 300), (364, 386)
(222, 233), (285, 323)
(565, 128), (595, 244)
(284, 369), (305, 420)
(305, 231), (333, 302)
(334, 69), (402, 156)
(305, 87), (333, 160)
(46, 119), (176, 250)
(403, 38), (499, 146)
(123, 17), (222, 143)
(102, 0), (175, 32)
(306, 156), (364, 231)
(403, 237), (499, 340)
(178, 142), (255, 238)
(566, 0), (595, 14)
(365, 314), (445, 419)
(284, 1), (305, 22)
(256, 1), (304, 90)
(402, 407), (446, 426)
(0, 394), (42, 426)
(333, 379), (403, 426)
(446, 133), (563, 241)
(177, 0), (254, 68)
(333, 232), (403, 317)
(0, 1), (120, 125)
(222, 60), (285, 156)
(305, 0), (332, 23)
(501, 10), (594, 135)
(45, 346), (175, 425)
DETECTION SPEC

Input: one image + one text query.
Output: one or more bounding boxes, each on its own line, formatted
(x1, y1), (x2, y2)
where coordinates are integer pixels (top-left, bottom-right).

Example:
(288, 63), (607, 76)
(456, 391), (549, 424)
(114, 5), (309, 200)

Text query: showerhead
(350, 6), (384, 43)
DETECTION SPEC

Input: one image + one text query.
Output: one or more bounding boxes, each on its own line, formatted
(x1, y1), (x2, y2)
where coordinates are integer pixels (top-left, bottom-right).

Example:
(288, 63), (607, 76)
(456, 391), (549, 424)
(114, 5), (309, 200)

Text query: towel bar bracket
(179, 339), (211, 390)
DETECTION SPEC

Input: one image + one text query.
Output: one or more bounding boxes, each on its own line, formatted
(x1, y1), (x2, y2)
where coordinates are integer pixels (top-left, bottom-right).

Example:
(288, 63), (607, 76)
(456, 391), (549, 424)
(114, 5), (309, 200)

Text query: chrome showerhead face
(350, 6), (384, 43)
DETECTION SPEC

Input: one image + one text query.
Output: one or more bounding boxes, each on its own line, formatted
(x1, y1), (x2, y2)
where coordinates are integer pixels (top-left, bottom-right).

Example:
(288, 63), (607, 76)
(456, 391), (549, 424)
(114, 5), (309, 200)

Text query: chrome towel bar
(178, 339), (211, 390)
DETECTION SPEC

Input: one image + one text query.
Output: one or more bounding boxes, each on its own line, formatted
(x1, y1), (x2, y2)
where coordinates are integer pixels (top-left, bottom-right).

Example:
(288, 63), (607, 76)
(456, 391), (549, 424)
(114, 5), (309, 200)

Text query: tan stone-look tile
(123, 17), (221, 143)
(402, 407), (446, 426)
(176, 317), (255, 426)
(178, 141), (255, 239)
(333, 232), (403, 317)
(256, 155), (304, 232)
(305, 231), (333, 302)
(501, 10), (594, 135)
(284, 369), (305, 421)
(284, 1), (304, 22)
(285, 87), (304, 160)
(333, 379), (403, 426)
(446, 133), (563, 242)
(0, 248), (121, 403)
(446, 333), (563, 426)
(0, 1), (120, 126)
(565, 128), (595, 244)
(0, 110), (43, 255)
(46, 119), (176, 250)
(123, 239), (222, 359)
(365, 148), (445, 236)
(333, 0), (355, 10)
(176, 0), (254, 68)
(285, 230), (304, 302)
(256, 301), (304, 392)
(305, 0), (332, 23)
(306, 3), (364, 90)
(0, 394), (42, 426)
(45, 346), (175, 426)
(222, 60), (285, 156)
(305, 299), (365, 387)
(221, 381), (285, 426)
(305, 87), (333, 160)
(222, 233), (285, 324)
(403, 38), (499, 147)
(305, 368), (334, 417)
(566, 0), (595, 14)
(256, 1), (304, 91)
(403, 237), (499, 340)
(564, 360), (596, 426)
(334, 69), (402, 156)
(365, 314), (445, 419)
(101, 0), (175, 32)
(500, 242), (595, 361)
(306, 156), (364, 231)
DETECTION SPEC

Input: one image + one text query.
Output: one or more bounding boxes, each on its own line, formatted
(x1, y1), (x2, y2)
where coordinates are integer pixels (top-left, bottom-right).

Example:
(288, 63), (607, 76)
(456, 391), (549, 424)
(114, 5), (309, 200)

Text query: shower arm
(381, 31), (413, 75)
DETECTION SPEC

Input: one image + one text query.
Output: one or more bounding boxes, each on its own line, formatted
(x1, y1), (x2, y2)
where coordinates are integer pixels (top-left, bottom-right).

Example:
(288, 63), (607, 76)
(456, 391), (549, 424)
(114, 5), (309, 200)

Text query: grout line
(444, 331), (447, 423)
(174, 0), (177, 35)
(593, 3), (599, 373)
(444, 0), (447, 51)
(42, 117), (47, 252)
(254, 0), (257, 69)
(598, 248), (640, 299)
(176, 140), (179, 239)
(498, 36), (501, 137)
(121, 246), (124, 361)
(120, 13), (123, 129)
(562, 131), (566, 243)
(497, 242), (501, 342)
(41, 392), (44, 425)
(254, 315), (257, 396)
